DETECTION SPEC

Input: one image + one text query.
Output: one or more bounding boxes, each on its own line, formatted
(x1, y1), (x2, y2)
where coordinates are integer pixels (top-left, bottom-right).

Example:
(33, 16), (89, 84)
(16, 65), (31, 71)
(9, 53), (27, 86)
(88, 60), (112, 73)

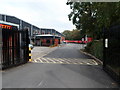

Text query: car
(29, 44), (34, 49)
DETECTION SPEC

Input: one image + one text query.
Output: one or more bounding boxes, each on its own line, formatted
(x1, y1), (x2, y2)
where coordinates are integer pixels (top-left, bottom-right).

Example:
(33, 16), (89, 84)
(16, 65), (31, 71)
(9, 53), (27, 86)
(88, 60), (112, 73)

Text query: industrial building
(0, 14), (65, 46)
(0, 14), (65, 69)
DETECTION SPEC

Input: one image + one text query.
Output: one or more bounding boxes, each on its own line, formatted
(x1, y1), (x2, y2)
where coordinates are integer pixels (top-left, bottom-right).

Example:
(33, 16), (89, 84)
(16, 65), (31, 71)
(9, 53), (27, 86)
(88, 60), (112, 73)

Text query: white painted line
(73, 63), (78, 64)
(37, 80), (43, 87)
(36, 59), (40, 62)
(34, 60), (38, 63)
(39, 59), (43, 63)
(79, 63), (83, 64)
(58, 58), (63, 61)
(48, 58), (57, 62)
(53, 58), (62, 63)
(92, 60), (98, 65)
(36, 57), (40, 60)
(87, 63), (90, 65)
(42, 58), (47, 60)
(40, 58), (49, 63)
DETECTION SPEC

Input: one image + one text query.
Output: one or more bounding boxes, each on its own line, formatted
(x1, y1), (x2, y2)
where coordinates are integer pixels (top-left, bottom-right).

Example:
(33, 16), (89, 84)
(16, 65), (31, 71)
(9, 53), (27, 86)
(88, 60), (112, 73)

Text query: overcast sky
(0, 0), (75, 32)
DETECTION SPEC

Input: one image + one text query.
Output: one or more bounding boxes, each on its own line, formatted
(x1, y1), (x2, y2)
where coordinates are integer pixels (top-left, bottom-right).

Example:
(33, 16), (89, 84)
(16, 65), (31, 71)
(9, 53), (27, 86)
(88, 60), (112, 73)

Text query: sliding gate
(103, 25), (120, 83)
(1, 24), (29, 69)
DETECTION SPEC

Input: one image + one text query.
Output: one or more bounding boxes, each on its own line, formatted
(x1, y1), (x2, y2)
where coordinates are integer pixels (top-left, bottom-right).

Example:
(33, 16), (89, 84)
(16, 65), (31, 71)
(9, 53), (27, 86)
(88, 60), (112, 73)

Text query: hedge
(85, 40), (103, 61)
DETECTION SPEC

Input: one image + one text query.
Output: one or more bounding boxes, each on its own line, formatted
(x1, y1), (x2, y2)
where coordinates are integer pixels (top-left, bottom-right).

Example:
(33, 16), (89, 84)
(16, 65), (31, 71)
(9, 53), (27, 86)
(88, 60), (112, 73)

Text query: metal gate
(1, 25), (29, 69)
(0, 27), (2, 69)
(103, 25), (120, 83)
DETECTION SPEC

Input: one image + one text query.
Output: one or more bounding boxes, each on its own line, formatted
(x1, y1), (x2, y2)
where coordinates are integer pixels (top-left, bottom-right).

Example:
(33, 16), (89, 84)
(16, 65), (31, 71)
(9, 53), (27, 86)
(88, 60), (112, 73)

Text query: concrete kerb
(49, 43), (66, 48)
(49, 45), (57, 48)
(80, 49), (103, 65)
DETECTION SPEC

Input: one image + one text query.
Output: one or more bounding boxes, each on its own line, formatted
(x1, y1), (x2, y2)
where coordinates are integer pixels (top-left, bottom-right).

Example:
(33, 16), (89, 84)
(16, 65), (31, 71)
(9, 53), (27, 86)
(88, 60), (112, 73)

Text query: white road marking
(92, 60), (98, 65)
(37, 80), (43, 87)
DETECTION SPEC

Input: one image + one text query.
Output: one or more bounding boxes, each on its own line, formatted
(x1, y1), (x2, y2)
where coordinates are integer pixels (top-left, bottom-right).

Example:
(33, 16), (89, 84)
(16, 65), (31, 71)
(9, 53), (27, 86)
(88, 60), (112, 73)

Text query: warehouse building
(0, 14), (65, 46)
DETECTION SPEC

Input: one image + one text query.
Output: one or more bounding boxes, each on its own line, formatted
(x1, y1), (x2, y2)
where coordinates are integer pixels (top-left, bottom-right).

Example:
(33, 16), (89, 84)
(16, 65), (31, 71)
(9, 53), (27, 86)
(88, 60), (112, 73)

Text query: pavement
(31, 46), (58, 60)
(2, 43), (119, 88)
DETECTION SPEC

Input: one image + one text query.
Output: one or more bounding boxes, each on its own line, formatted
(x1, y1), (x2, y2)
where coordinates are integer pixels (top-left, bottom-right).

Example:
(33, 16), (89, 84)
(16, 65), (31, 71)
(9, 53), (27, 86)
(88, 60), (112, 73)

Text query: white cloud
(0, 0), (75, 32)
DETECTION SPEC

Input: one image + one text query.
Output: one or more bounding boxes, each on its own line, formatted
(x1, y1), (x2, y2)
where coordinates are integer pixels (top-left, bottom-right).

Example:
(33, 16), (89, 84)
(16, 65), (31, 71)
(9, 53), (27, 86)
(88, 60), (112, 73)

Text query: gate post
(103, 27), (106, 68)
(0, 26), (2, 69)
(103, 27), (109, 69)
(103, 25), (120, 84)
(26, 29), (32, 62)
(0, 26), (2, 89)
(29, 47), (32, 62)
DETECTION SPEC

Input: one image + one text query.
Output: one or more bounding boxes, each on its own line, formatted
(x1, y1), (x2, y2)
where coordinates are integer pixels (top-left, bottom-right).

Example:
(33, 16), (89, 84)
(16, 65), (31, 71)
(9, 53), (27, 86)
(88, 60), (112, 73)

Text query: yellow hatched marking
(60, 59), (70, 64)
(39, 59), (44, 63)
(57, 59), (64, 63)
(36, 57), (41, 60)
(92, 60), (98, 65)
(87, 63), (91, 65)
(73, 62), (78, 64)
(78, 62), (83, 64)
(50, 58), (59, 63)
(32, 58), (98, 65)
(34, 60), (37, 63)
(54, 58), (61, 63)
(42, 58), (50, 63)
(46, 58), (57, 63)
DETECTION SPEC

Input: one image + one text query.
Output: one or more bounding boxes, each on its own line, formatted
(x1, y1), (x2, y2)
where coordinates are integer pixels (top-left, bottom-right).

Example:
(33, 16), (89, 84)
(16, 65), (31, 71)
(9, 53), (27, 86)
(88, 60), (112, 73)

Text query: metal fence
(1, 26), (29, 69)
(103, 25), (120, 83)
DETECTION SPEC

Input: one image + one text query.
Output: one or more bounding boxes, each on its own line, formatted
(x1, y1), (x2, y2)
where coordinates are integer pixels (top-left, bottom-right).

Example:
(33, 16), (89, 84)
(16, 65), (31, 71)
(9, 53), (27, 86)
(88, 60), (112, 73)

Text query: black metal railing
(103, 25), (120, 83)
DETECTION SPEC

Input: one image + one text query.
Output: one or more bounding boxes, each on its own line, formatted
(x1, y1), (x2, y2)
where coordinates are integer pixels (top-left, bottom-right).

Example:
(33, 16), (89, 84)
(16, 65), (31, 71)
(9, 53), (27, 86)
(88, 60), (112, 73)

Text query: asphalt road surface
(2, 44), (119, 88)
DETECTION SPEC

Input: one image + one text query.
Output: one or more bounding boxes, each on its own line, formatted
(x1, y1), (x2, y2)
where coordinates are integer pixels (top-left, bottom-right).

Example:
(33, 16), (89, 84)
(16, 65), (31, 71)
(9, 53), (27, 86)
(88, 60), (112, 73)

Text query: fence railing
(103, 25), (120, 83)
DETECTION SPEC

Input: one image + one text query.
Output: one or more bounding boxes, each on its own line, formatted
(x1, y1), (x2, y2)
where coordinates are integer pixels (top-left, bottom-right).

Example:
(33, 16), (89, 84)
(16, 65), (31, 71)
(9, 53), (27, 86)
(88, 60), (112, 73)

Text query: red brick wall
(41, 38), (53, 46)
(37, 38), (61, 46)
(54, 39), (59, 46)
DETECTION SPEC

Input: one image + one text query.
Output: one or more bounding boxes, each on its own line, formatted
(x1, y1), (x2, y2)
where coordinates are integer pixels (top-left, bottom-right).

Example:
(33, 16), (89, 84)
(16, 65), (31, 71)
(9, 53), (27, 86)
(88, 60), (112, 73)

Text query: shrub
(85, 40), (103, 61)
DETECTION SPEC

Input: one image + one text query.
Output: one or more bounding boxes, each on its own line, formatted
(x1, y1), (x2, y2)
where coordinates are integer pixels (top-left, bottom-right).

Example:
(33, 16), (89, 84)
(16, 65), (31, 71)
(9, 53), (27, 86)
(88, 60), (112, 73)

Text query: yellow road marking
(32, 58), (98, 65)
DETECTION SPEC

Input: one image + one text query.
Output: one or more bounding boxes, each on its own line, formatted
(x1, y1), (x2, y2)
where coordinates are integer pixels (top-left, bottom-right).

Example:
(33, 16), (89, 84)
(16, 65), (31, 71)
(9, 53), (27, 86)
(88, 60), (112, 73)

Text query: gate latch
(105, 39), (108, 48)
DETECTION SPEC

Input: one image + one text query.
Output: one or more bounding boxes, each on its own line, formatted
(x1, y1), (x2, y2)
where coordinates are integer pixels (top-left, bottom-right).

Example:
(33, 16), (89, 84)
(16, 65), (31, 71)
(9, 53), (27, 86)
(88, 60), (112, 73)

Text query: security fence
(103, 25), (120, 83)
(1, 25), (29, 69)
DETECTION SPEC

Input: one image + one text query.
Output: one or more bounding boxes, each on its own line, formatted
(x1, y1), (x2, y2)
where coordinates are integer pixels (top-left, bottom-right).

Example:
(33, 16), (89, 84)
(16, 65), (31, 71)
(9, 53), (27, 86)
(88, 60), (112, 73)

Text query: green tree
(71, 29), (81, 40)
(62, 29), (81, 40)
(66, 2), (120, 40)
(62, 30), (72, 40)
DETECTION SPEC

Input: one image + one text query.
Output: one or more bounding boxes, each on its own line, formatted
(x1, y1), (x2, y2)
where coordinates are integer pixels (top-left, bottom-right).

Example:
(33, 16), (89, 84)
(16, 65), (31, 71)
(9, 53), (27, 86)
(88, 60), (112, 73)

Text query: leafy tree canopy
(62, 29), (81, 40)
(66, 2), (120, 40)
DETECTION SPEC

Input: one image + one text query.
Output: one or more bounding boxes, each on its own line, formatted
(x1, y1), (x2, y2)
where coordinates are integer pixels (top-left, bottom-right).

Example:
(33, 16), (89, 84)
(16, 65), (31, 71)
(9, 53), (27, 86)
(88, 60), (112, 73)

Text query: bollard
(29, 47), (32, 62)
